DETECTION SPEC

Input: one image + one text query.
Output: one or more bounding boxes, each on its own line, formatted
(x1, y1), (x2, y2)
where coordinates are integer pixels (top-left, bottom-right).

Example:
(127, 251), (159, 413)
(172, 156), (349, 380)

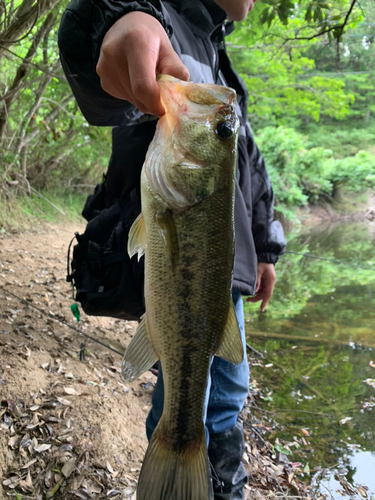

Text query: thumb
(158, 44), (190, 82)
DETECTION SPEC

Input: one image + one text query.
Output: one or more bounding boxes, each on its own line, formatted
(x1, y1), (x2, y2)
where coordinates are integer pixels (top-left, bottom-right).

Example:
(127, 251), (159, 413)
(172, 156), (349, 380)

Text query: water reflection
(244, 222), (375, 495)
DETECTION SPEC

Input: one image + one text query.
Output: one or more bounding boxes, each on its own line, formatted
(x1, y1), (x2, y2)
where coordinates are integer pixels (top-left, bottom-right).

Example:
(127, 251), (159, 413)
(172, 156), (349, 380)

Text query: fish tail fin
(137, 422), (210, 500)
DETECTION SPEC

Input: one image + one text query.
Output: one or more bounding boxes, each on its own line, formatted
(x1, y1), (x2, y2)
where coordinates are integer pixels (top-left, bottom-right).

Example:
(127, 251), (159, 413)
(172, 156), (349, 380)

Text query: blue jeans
(146, 289), (249, 441)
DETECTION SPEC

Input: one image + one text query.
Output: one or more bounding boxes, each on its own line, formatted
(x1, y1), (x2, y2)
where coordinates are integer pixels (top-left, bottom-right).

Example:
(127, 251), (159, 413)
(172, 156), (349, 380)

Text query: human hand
(246, 262), (276, 312)
(96, 11), (189, 116)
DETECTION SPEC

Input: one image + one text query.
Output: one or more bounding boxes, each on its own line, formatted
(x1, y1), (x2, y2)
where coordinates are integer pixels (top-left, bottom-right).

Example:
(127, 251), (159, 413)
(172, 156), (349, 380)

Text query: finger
(259, 283), (275, 311)
(158, 43), (190, 82)
(127, 46), (165, 116)
(255, 272), (262, 293)
(98, 77), (130, 101)
(98, 66), (150, 114)
(260, 296), (270, 312)
(246, 295), (262, 303)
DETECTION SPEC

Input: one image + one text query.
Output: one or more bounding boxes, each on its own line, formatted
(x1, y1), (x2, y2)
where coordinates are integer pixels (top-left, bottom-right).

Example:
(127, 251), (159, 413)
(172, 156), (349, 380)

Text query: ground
(0, 220), (312, 500)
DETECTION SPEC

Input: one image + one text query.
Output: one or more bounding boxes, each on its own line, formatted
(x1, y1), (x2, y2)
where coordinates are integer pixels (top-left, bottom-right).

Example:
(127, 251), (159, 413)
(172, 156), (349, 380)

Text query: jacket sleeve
(248, 126), (286, 264)
(58, 0), (171, 126)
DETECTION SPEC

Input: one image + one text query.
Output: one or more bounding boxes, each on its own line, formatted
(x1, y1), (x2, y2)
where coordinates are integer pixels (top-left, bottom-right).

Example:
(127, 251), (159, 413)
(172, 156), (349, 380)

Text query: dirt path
(0, 221), (152, 499)
(0, 221), (314, 500)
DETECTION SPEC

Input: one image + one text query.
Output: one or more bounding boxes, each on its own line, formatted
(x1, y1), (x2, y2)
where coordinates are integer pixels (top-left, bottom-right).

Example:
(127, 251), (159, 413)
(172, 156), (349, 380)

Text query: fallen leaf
(57, 397), (71, 406)
(106, 461), (114, 474)
(358, 486), (368, 498)
(61, 458), (77, 478)
(107, 490), (122, 498)
(46, 479), (63, 499)
(8, 435), (19, 447)
(34, 443), (51, 453)
(3, 476), (20, 487)
(340, 416), (353, 425)
(63, 387), (76, 395)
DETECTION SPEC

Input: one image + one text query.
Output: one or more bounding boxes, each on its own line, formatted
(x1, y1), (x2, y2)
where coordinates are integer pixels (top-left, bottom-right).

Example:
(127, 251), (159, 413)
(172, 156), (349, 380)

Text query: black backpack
(66, 181), (145, 321)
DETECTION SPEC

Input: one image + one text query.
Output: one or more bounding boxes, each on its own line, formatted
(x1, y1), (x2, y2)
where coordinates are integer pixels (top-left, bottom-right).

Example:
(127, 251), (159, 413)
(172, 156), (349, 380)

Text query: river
(244, 221), (375, 496)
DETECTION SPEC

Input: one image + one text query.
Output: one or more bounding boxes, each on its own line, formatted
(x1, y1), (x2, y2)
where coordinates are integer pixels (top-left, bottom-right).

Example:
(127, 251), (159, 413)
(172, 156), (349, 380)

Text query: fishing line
(0, 286), (125, 357)
(0, 285), (263, 359)
(284, 250), (375, 271)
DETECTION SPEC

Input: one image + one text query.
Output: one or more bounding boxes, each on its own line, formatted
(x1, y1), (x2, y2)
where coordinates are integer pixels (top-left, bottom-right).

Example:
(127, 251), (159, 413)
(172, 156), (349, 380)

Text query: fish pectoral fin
(121, 315), (158, 382)
(215, 301), (244, 365)
(155, 211), (179, 270)
(128, 212), (147, 260)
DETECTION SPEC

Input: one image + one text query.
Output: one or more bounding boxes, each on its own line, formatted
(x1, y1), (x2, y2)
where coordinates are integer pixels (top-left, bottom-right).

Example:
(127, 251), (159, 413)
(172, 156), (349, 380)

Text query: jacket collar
(167, 0), (228, 37)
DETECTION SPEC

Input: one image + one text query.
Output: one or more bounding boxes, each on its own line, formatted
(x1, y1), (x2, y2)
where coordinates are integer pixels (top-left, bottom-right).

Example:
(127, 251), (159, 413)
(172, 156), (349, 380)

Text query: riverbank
(0, 221), (315, 499)
(293, 190), (375, 228)
(1, 188), (374, 235)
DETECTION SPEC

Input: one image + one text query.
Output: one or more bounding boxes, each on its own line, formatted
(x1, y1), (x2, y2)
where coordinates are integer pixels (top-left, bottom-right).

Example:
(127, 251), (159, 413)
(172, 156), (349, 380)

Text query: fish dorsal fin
(215, 301), (244, 365)
(155, 211), (179, 270)
(128, 213), (147, 260)
(121, 314), (159, 382)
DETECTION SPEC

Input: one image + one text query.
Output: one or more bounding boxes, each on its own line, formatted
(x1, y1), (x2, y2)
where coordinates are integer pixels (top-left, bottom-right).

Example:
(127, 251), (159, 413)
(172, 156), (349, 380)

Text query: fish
(122, 75), (243, 500)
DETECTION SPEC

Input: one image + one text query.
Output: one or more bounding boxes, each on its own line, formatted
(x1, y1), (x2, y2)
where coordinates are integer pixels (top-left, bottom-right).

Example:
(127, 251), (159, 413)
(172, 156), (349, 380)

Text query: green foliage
(328, 151), (375, 190)
(0, 1), (111, 198)
(253, 126), (375, 216)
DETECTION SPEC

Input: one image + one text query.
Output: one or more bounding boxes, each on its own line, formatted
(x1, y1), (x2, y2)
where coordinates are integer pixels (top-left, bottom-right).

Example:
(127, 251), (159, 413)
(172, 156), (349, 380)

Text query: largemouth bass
(122, 75), (243, 500)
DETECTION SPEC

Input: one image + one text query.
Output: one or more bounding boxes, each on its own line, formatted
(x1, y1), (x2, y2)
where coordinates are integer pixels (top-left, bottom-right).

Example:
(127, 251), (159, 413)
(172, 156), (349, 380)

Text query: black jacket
(58, 0), (286, 296)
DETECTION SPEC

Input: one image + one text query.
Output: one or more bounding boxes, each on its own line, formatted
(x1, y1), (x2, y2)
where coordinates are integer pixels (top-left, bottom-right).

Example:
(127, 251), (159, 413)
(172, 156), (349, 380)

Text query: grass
(0, 190), (88, 232)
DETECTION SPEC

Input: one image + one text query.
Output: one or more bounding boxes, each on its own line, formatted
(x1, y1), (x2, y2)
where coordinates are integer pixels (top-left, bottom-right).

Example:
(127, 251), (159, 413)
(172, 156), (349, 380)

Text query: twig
(246, 343), (264, 358)
(246, 403), (334, 418)
(337, 0), (357, 42)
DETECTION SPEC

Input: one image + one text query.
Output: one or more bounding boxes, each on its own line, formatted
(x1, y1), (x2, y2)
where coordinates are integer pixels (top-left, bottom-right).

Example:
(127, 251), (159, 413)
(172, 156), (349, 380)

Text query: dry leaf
(3, 476), (20, 488)
(63, 387), (76, 395)
(34, 443), (51, 453)
(358, 487), (368, 498)
(8, 435), (19, 448)
(62, 458), (77, 478)
(57, 397), (71, 406)
(106, 461), (114, 474)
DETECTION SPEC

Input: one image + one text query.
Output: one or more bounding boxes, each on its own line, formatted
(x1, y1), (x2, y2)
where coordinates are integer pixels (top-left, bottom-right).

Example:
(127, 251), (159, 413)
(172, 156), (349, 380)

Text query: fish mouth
(157, 75), (238, 139)
(157, 74), (237, 108)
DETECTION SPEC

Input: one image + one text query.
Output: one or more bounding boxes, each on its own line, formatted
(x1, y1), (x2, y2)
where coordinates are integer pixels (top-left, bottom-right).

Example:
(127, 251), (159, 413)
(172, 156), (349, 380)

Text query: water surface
(245, 222), (375, 496)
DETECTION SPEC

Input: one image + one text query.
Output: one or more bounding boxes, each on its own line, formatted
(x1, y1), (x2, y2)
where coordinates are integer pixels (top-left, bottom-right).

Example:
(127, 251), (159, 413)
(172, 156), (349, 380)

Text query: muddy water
(245, 222), (375, 496)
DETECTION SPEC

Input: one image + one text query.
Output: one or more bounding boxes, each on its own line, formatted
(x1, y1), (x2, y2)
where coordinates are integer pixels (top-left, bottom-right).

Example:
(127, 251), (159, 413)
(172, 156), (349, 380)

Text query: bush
(255, 126), (375, 217)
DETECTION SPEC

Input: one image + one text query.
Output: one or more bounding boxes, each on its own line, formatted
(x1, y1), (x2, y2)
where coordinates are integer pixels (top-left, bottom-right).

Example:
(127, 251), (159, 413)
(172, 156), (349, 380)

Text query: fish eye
(216, 121), (234, 140)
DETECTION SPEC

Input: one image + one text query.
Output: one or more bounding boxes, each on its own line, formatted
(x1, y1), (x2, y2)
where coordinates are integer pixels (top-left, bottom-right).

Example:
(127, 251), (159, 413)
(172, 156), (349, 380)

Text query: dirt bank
(0, 220), (313, 499)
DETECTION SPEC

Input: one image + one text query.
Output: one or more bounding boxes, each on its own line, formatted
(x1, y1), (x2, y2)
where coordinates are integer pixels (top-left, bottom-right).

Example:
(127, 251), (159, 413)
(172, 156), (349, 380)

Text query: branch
(0, 12), (56, 139)
(337, 0), (357, 43)
(0, 0), (61, 61)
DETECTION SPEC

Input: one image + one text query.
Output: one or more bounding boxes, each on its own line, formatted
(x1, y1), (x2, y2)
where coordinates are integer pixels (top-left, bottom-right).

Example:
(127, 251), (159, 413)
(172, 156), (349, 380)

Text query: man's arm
(58, 0), (188, 125)
(246, 129), (286, 311)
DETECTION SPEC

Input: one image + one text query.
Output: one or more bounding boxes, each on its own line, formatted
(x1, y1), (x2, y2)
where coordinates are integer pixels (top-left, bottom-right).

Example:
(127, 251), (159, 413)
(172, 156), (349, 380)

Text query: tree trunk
(0, 0), (61, 62)
(0, 13), (56, 140)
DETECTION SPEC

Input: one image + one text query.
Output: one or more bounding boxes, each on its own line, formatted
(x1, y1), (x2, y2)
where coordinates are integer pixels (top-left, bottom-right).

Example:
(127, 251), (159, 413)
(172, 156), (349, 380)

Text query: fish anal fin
(215, 301), (244, 365)
(121, 315), (158, 382)
(137, 421), (210, 500)
(128, 213), (147, 260)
